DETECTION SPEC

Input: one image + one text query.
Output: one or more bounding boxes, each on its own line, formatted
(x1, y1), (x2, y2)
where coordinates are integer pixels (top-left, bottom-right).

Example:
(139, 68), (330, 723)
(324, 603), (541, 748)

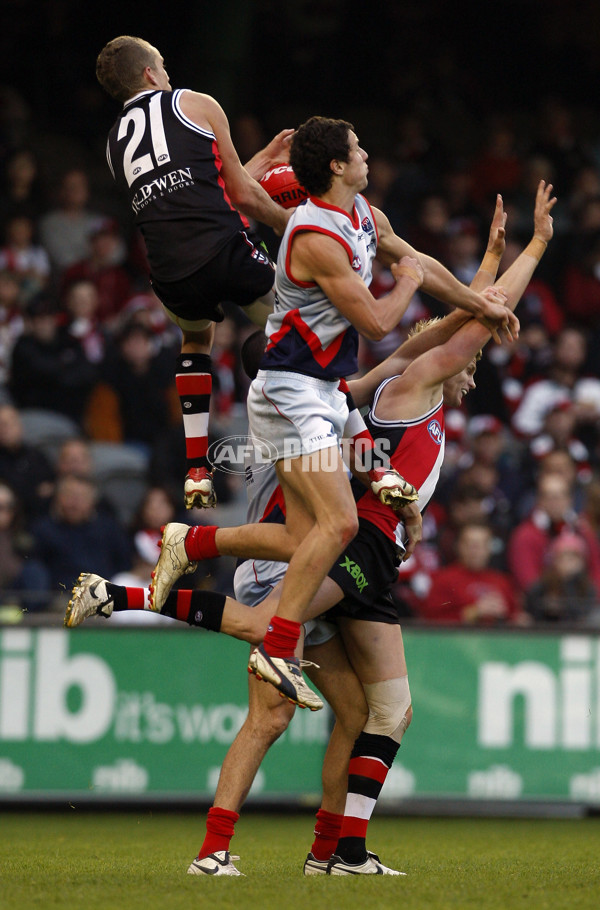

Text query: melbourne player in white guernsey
(243, 116), (519, 709)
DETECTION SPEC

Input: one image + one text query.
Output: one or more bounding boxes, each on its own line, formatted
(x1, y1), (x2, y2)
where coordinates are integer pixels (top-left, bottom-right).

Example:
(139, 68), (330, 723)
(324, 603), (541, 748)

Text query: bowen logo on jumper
(339, 556), (368, 593)
(427, 420), (443, 445)
(131, 167), (193, 212)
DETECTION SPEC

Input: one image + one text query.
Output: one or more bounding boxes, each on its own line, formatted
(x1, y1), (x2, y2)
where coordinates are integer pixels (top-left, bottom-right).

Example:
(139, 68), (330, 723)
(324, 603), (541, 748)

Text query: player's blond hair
(96, 36), (158, 103)
(407, 317), (443, 337)
(408, 316), (482, 360)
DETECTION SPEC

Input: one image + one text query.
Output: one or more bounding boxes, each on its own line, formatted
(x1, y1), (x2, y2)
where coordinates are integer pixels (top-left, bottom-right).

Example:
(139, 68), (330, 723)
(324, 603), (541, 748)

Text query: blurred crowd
(1, 92), (600, 628)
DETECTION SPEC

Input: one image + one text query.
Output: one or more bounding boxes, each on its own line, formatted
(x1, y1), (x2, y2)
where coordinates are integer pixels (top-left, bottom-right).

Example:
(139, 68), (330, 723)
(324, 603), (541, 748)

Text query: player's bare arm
(348, 196), (511, 409)
(289, 231), (423, 341)
(470, 194), (507, 292)
(179, 91), (290, 234)
(372, 205), (516, 343)
(379, 180), (557, 418)
(347, 310), (470, 408)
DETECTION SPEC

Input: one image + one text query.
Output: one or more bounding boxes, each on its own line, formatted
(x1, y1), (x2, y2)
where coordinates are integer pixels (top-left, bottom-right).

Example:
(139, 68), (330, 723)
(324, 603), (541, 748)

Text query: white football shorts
(247, 369), (349, 463)
(233, 557), (337, 648)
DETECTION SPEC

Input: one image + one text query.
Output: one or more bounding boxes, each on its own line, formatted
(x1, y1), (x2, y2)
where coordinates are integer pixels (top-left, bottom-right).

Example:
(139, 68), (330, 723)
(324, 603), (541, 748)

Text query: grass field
(1, 811), (599, 910)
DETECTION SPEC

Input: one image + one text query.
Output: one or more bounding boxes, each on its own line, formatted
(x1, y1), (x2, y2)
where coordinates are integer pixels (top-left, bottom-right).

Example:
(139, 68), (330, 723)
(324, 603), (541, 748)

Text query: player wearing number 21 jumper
(96, 35), (293, 510)
(222, 115), (519, 709)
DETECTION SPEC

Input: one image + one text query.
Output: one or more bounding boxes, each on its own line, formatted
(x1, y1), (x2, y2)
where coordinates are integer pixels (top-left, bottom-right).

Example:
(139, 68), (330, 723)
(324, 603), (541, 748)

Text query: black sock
(160, 589), (226, 631)
(105, 582), (128, 612)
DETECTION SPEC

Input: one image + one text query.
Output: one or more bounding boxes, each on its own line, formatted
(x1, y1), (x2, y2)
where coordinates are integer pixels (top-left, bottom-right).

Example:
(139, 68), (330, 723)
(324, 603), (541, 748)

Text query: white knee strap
(363, 676), (411, 745)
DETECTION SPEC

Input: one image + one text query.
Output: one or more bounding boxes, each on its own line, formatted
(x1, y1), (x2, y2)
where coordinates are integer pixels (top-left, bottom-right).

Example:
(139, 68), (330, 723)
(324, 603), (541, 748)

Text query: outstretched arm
(374, 205), (516, 343)
(348, 195), (508, 408)
(470, 193), (507, 292)
(409, 180), (556, 384)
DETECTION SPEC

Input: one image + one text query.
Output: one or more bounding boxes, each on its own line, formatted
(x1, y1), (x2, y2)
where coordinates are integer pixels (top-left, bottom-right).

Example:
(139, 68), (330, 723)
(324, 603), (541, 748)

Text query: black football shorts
(325, 519), (403, 623)
(151, 229), (275, 323)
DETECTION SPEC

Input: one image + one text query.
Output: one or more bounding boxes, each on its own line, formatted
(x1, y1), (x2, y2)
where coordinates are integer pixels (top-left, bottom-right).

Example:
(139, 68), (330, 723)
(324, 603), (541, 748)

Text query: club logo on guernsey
(428, 419), (444, 445)
(361, 216), (374, 233)
(339, 556), (368, 593)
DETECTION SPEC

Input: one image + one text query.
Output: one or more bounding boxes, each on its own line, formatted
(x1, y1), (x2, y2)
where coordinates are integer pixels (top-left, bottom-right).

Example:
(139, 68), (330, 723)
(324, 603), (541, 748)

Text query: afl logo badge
(427, 419), (443, 445)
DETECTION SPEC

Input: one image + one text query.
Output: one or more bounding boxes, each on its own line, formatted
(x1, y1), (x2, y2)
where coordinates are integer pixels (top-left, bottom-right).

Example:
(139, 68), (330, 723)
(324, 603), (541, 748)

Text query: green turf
(1, 812), (599, 910)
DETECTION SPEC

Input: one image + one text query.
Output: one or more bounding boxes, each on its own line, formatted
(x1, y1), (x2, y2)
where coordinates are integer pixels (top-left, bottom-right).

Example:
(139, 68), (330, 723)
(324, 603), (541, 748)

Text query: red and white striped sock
(335, 732), (400, 864)
(176, 353), (212, 472)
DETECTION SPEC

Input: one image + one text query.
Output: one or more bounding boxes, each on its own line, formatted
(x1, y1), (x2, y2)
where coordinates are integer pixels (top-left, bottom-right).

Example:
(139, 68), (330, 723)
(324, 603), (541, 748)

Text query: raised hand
(486, 193), (507, 259)
(263, 128), (295, 165)
(533, 179), (557, 244)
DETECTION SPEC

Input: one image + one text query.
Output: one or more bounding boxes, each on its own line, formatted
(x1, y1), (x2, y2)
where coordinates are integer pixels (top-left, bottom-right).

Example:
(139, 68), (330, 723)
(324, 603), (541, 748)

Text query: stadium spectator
(0, 148), (46, 230)
(0, 403), (54, 519)
(469, 117), (523, 210)
(62, 279), (107, 365)
(519, 410), (593, 514)
(116, 286), (182, 354)
(0, 213), (51, 301)
(84, 319), (177, 453)
(532, 98), (595, 197)
(507, 471), (600, 596)
(50, 436), (117, 519)
(110, 484), (187, 624)
(38, 168), (107, 273)
(59, 219), (135, 328)
(445, 217), (483, 286)
(8, 292), (99, 424)
(562, 231), (600, 330)
(0, 268), (25, 395)
(580, 477), (600, 545)
(406, 193), (450, 263)
(438, 414), (524, 531)
(31, 474), (132, 598)
(524, 530), (600, 625)
(511, 326), (600, 441)
(435, 483), (493, 567)
(210, 318), (241, 419)
(420, 520), (524, 625)
(0, 480), (50, 613)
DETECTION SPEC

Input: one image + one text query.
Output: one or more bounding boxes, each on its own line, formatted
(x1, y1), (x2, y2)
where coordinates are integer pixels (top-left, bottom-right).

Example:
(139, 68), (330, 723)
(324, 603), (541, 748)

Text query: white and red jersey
(353, 376), (446, 549)
(260, 194), (378, 380)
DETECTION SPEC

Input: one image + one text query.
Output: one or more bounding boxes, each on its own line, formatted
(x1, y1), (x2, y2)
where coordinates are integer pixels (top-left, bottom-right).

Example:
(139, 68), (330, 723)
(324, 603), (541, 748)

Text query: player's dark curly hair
(96, 36), (157, 103)
(290, 116), (354, 196)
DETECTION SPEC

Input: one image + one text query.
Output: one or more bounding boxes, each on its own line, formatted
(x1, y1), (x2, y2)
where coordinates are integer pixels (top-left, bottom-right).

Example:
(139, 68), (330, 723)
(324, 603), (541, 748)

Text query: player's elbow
(227, 185), (249, 209)
(360, 319), (388, 342)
